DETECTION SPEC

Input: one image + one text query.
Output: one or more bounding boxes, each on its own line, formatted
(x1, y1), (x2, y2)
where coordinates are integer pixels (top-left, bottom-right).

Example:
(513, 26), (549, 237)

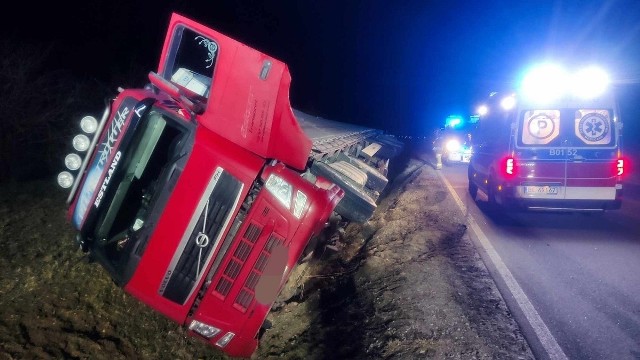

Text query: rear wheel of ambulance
(487, 173), (499, 208)
(467, 166), (478, 200)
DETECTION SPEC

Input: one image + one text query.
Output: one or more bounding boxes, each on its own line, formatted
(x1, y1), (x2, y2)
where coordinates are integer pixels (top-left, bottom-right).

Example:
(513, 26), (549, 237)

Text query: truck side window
(163, 27), (218, 100)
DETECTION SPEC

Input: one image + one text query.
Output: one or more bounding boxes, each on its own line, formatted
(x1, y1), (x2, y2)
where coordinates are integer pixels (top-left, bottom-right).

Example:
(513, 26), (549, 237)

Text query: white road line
(436, 171), (568, 360)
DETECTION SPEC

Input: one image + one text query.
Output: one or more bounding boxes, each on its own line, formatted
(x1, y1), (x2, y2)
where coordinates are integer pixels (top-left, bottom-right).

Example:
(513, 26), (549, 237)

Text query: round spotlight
(72, 134), (91, 152)
(65, 153), (82, 170)
(57, 171), (74, 188)
(520, 63), (568, 103)
(477, 105), (488, 116)
(445, 139), (461, 152)
(571, 66), (610, 99)
(500, 95), (516, 110)
(80, 116), (98, 134)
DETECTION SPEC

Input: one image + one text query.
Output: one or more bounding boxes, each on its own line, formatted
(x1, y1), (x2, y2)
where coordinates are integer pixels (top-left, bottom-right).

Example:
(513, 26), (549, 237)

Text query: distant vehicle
(468, 64), (625, 211)
(56, 13), (401, 358)
(434, 128), (473, 166)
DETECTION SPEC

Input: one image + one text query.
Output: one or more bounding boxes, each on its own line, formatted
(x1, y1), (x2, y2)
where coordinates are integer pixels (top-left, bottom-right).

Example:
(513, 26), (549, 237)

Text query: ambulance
(468, 64), (625, 211)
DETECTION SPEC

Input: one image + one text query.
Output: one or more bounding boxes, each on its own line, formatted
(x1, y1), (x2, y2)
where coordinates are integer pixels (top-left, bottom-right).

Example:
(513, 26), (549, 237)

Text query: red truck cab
(60, 13), (344, 357)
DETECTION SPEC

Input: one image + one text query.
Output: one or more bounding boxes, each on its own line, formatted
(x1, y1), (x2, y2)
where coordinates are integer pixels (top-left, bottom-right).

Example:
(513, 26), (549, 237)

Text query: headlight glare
(57, 171), (74, 188)
(188, 320), (221, 339)
(571, 66), (609, 99)
(500, 95), (516, 110)
(265, 174), (292, 209)
(72, 134), (91, 152)
(445, 139), (461, 152)
(80, 116), (98, 134)
(520, 63), (568, 103)
(65, 153), (82, 170)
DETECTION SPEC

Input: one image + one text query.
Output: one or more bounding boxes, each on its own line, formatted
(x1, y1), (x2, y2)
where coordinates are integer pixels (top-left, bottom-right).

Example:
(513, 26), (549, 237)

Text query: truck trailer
(57, 13), (401, 358)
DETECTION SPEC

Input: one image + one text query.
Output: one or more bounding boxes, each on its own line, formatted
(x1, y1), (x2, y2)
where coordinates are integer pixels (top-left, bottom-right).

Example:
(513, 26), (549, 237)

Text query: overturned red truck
(57, 13), (401, 358)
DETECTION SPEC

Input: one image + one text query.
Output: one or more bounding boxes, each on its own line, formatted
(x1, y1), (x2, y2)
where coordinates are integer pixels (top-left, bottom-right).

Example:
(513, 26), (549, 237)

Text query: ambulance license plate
(524, 185), (559, 195)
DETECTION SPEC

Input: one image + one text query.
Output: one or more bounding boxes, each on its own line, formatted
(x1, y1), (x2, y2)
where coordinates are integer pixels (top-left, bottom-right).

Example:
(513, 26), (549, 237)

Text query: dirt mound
(258, 151), (534, 359)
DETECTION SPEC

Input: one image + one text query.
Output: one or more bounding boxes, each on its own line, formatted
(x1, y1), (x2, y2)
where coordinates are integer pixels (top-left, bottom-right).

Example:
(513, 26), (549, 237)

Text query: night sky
(5, 0), (640, 139)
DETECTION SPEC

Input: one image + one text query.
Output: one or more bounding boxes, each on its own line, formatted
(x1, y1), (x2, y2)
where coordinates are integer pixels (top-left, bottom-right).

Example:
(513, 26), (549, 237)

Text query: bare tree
(0, 39), (104, 182)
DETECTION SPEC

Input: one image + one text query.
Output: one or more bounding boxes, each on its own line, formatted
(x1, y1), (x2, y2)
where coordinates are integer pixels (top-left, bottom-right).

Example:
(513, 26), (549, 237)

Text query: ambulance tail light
(615, 157), (627, 178)
(503, 156), (516, 178)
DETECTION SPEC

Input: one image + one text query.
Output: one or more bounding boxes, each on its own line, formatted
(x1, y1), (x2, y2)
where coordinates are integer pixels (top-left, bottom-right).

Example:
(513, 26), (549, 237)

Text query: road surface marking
(436, 171), (568, 360)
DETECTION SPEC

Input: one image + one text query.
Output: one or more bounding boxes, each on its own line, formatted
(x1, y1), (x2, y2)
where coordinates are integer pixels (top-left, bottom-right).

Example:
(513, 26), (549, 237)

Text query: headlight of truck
(292, 190), (308, 219)
(57, 171), (74, 188)
(188, 320), (221, 339)
(265, 174), (292, 209)
(216, 332), (235, 348)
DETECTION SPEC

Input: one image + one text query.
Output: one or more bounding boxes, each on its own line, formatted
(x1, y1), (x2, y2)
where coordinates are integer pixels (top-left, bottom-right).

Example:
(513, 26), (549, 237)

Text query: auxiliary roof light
(520, 63), (569, 103)
(445, 115), (463, 128)
(72, 134), (91, 152)
(570, 66), (610, 99)
(64, 153), (82, 171)
(500, 95), (516, 110)
(477, 105), (488, 116)
(80, 116), (98, 134)
(520, 63), (610, 102)
(57, 171), (74, 188)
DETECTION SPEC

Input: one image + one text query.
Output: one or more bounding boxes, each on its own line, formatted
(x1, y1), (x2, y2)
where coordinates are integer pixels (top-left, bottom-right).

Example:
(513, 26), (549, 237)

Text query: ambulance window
(517, 108), (616, 147)
(519, 110), (561, 146)
(476, 112), (511, 148)
(572, 109), (615, 146)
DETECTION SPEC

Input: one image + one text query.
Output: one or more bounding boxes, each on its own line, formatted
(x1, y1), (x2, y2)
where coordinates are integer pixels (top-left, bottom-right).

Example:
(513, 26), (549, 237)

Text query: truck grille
(161, 170), (242, 304)
(233, 234), (285, 311)
(213, 222), (263, 298)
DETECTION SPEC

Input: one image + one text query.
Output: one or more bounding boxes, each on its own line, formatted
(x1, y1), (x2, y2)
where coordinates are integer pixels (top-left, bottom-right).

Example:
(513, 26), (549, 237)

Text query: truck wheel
(310, 161), (376, 222)
(338, 154), (388, 193)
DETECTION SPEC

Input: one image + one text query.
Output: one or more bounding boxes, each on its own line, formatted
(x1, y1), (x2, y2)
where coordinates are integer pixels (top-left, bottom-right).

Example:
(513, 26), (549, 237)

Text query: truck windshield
(91, 109), (188, 280)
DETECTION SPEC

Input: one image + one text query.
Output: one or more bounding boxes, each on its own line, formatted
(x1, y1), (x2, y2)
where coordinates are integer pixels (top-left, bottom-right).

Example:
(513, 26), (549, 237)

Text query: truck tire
(328, 161), (368, 188)
(336, 153), (389, 193)
(310, 161), (376, 222)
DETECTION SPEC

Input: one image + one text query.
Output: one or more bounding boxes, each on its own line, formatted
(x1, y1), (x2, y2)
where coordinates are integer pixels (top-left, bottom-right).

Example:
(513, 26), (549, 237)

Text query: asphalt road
(437, 161), (640, 360)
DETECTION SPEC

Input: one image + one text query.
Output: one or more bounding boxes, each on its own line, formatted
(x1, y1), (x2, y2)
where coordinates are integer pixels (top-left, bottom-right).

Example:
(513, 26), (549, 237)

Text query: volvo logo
(195, 232), (210, 248)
